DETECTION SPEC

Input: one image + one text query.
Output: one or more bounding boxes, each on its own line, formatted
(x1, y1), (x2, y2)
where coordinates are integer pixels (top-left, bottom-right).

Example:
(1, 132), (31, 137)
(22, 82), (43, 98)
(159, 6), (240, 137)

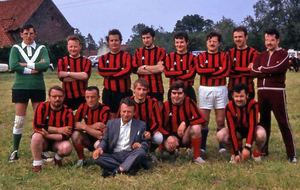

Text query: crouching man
(31, 86), (74, 172)
(72, 86), (110, 167)
(217, 84), (266, 163)
(93, 97), (148, 177)
(161, 80), (207, 164)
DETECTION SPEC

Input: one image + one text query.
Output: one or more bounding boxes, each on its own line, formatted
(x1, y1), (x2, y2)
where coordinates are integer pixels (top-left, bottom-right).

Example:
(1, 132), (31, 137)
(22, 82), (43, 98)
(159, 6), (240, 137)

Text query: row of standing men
(8, 24), (297, 174)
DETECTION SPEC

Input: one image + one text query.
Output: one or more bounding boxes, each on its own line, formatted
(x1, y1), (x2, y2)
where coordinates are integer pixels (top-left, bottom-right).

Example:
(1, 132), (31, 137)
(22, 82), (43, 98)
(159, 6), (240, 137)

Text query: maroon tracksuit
(251, 48), (296, 159)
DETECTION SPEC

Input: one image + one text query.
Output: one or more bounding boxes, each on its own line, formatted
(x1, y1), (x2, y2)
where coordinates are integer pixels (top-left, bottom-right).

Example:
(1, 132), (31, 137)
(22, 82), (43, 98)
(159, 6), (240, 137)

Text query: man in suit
(93, 97), (148, 177)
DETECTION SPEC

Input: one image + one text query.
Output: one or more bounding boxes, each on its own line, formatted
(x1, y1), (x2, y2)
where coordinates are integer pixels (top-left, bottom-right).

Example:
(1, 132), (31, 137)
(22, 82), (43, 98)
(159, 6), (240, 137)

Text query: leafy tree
(174, 14), (213, 33)
(86, 33), (98, 50)
(213, 17), (236, 50)
(243, 0), (300, 50)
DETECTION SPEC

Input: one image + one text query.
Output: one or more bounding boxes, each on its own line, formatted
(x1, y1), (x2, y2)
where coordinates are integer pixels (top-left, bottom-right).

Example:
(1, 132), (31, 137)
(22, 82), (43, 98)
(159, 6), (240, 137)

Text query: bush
(0, 46), (11, 63)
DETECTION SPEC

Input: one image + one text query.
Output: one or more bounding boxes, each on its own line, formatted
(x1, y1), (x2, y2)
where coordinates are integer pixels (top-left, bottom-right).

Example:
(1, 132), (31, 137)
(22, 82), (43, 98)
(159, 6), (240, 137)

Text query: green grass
(0, 70), (300, 190)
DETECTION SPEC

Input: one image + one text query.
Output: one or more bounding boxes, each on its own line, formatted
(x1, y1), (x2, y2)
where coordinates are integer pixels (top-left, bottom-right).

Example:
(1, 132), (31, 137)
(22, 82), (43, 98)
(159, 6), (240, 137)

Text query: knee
(190, 125), (201, 137)
(31, 133), (44, 145)
(152, 132), (163, 145)
(13, 115), (25, 134)
(58, 141), (73, 156)
(256, 126), (267, 142)
(71, 131), (82, 144)
(216, 119), (225, 128)
(216, 128), (229, 143)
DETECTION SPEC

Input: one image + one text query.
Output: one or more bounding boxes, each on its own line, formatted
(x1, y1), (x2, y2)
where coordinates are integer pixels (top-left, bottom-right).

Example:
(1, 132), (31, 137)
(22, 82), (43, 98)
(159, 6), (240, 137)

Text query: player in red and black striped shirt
(132, 27), (166, 102)
(161, 81), (207, 164)
(195, 32), (230, 154)
(131, 78), (164, 149)
(165, 32), (197, 102)
(57, 35), (92, 110)
(71, 86), (110, 167)
(98, 29), (132, 118)
(31, 86), (74, 172)
(228, 26), (258, 99)
(217, 84), (266, 163)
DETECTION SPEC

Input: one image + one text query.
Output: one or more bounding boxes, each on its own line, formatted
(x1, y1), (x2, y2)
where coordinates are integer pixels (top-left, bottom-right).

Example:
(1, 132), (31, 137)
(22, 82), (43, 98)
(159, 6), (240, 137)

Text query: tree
(213, 17), (236, 50)
(173, 14), (213, 33)
(243, 0), (300, 49)
(86, 33), (98, 50)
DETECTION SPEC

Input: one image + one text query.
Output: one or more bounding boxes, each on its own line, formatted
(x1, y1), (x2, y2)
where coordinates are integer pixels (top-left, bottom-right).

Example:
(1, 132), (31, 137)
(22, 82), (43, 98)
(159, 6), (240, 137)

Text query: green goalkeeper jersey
(9, 41), (50, 90)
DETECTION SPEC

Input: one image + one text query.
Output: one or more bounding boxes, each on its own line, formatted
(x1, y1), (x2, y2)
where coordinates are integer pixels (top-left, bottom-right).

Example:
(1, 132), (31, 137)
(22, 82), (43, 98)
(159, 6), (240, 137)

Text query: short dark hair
(106, 29), (122, 42)
(120, 97), (136, 108)
(86, 86), (100, 96)
(67, 35), (81, 43)
(233, 26), (248, 36)
(141, 27), (155, 37)
(167, 80), (186, 101)
(206, 32), (222, 42)
(133, 78), (149, 89)
(264, 28), (280, 39)
(174, 32), (189, 42)
(232, 84), (248, 95)
(48, 85), (64, 96)
(20, 24), (36, 33)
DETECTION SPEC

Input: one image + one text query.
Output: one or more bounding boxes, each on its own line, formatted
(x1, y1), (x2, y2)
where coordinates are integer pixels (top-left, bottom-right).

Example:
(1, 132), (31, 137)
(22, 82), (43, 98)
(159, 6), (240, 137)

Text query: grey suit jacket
(99, 118), (148, 153)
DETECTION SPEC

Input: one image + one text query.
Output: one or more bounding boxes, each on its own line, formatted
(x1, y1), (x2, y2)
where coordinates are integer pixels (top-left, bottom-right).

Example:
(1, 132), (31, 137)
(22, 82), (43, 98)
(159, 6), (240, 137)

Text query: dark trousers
(94, 148), (146, 172)
(258, 89), (296, 158)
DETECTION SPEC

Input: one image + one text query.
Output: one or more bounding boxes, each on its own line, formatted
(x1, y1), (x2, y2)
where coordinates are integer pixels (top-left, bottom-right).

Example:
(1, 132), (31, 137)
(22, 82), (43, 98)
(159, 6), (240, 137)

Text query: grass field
(0, 69), (300, 190)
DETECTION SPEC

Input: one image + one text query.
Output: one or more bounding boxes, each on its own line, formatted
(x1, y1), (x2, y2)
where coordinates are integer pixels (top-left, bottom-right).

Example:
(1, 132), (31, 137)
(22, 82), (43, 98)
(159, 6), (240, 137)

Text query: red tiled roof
(0, 26), (14, 47)
(0, 0), (44, 47)
(0, 0), (43, 31)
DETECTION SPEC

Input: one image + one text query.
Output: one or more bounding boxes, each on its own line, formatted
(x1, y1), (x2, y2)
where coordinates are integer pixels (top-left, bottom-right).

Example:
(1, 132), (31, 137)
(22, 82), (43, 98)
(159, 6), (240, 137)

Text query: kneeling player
(72, 86), (110, 167)
(217, 84), (266, 163)
(161, 81), (207, 164)
(31, 86), (74, 172)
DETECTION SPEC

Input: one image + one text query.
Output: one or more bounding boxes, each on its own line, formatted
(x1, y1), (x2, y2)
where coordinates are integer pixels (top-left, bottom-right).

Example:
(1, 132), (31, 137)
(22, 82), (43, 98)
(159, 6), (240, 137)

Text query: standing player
(98, 29), (132, 118)
(72, 86), (110, 167)
(217, 84), (266, 163)
(165, 32), (197, 102)
(8, 24), (50, 162)
(57, 35), (92, 110)
(195, 32), (230, 154)
(132, 27), (166, 103)
(228, 26), (258, 99)
(131, 78), (164, 149)
(251, 29), (296, 162)
(31, 86), (74, 172)
(161, 81), (207, 164)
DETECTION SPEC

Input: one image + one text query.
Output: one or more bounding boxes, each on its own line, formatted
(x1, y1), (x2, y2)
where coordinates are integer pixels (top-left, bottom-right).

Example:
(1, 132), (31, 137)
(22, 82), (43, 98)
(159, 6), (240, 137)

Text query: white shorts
(198, 85), (228, 109)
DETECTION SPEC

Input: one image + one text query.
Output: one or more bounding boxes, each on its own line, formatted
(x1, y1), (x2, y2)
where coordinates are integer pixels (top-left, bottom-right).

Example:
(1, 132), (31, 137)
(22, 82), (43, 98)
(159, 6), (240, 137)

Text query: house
(0, 0), (74, 47)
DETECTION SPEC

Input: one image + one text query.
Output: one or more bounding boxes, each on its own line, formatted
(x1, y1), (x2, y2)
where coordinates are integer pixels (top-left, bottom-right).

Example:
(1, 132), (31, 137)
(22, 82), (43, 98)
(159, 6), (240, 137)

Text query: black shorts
(12, 89), (45, 103)
(148, 92), (164, 102)
(236, 128), (249, 139)
(102, 88), (132, 113)
(83, 133), (98, 151)
(64, 96), (85, 110)
(185, 86), (197, 103)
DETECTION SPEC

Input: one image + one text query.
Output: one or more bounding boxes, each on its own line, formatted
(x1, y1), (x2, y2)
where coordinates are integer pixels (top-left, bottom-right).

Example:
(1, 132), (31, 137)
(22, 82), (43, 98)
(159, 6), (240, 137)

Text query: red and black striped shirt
(228, 47), (258, 95)
(165, 52), (196, 87)
(57, 56), (92, 99)
(75, 102), (110, 125)
(133, 46), (166, 93)
(98, 51), (132, 93)
(161, 97), (206, 136)
(130, 96), (162, 133)
(196, 51), (230, 86)
(225, 99), (258, 155)
(33, 102), (74, 137)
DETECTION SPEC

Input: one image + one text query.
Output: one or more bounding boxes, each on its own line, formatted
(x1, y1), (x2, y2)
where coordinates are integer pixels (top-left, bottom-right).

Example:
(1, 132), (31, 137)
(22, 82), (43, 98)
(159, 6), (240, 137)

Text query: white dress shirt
(114, 119), (132, 152)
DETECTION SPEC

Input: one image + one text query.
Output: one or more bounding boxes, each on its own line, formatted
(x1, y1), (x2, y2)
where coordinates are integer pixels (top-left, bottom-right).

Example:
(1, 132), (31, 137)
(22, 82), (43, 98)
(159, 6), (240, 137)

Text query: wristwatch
(67, 71), (70, 76)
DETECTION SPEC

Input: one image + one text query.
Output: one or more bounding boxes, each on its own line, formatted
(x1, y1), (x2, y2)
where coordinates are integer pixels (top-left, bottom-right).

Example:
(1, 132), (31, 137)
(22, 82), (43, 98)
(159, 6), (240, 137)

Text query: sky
(52, 0), (258, 43)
